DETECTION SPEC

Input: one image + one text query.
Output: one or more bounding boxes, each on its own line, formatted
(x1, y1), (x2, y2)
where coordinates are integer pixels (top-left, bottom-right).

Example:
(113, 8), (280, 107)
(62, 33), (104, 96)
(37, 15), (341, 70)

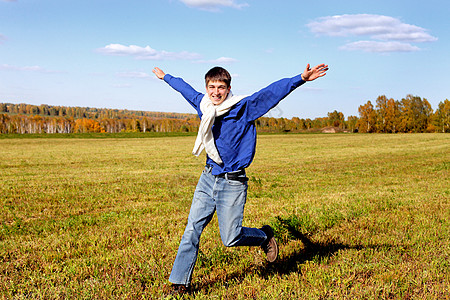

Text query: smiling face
(206, 80), (231, 105)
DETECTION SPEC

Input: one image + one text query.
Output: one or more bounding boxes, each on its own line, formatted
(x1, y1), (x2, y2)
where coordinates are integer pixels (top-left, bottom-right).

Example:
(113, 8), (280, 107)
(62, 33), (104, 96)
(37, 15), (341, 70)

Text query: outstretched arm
(244, 63), (328, 121)
(301, 63), (329, 81)
(152, 67), (166, 80)
(151, 67), (203, 112)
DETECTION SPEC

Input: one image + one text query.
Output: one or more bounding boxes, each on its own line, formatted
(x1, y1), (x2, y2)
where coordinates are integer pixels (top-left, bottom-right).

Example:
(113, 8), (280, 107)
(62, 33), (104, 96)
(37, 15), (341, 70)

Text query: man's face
(206, 80), (231, 105)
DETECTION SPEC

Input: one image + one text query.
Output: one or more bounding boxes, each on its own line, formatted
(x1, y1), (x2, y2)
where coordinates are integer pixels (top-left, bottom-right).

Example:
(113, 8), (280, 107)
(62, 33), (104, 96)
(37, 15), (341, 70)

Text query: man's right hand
(152, 67), (166, 80)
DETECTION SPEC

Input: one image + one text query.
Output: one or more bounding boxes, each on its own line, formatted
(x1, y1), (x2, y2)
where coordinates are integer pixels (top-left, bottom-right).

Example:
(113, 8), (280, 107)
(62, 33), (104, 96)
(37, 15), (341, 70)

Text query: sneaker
(260, 225), (278, 262)
(165, 284), (190, 298)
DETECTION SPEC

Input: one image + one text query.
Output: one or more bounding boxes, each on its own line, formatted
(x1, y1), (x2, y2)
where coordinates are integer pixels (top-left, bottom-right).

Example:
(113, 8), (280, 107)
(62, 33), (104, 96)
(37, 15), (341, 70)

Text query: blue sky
(1, 0), (449, 119)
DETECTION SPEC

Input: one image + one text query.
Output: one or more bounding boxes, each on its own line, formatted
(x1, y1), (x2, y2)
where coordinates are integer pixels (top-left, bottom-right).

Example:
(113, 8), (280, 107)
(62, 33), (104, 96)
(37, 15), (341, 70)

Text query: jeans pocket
(203, 165), (212, 174)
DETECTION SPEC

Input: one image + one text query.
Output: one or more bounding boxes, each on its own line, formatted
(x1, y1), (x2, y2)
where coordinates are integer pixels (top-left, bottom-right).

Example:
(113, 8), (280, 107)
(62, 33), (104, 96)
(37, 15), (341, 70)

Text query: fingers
(314, 63), (328, 71)
(152, 67), (165, 79)
(314, 64), (329, 75)
(305, 63), (329, 74)
(303, 63), (328, 81)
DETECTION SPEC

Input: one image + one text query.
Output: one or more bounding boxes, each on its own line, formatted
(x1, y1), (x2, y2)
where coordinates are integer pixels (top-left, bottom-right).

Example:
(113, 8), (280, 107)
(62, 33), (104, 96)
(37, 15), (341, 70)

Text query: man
(152, 63), (328, 295)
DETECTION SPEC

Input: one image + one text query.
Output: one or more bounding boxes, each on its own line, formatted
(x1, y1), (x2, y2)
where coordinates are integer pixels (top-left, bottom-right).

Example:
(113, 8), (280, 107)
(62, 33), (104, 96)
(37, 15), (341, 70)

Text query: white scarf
(192, 92), (247, 164)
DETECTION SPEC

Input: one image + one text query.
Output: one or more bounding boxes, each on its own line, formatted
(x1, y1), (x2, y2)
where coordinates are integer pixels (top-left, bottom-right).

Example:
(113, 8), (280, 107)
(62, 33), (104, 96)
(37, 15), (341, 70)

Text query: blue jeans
(169, 166), (268, 285)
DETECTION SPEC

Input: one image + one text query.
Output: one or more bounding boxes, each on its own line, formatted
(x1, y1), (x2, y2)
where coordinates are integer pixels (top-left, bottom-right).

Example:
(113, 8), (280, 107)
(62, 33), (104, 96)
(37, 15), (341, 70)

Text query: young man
(152, 63), (328, 295)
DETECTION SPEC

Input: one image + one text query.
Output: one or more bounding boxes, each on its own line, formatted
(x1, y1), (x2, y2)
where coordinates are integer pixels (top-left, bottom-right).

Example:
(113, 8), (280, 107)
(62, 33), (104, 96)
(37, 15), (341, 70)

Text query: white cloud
(113, 83), (132, 88)
(97, 44), (201, 60)
(116, 71), (152, 79)
(179, 0), (248, 11)
(0, 64), (62, 73)
(98, 44), (238, 65)
(340, 41), (420, 53)
(307, 14), (437, 53)
(195, 56), (238, 64)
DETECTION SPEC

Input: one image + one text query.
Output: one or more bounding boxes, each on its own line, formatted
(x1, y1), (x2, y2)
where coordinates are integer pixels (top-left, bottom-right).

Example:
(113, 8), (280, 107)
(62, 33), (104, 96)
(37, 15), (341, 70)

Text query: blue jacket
(164, 74), (305, 175)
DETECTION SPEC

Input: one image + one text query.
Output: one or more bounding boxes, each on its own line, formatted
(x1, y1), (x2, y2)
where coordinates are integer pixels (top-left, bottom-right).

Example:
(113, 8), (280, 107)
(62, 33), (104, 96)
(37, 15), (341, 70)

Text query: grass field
(1, 133), (449, 299)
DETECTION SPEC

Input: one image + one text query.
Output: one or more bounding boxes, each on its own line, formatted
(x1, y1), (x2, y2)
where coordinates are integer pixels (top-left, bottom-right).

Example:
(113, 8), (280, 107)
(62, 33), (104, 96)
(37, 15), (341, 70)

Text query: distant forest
(1, 95), (449, 134)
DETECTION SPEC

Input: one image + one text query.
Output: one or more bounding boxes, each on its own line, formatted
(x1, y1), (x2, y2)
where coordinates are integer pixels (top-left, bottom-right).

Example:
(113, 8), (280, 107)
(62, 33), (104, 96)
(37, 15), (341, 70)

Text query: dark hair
(205, 66), (231, 87)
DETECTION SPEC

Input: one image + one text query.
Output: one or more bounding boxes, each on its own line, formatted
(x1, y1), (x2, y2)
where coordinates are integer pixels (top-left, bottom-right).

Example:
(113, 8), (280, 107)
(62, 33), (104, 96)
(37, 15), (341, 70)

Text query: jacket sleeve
(164, 74), (204, 112)
(243, 74), (305, 121)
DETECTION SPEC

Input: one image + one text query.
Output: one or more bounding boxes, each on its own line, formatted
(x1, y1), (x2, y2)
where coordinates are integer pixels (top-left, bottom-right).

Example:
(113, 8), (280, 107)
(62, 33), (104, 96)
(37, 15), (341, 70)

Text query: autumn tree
(347, 116), (358, 133)
(375, 95), (389, 132)
(433, 99), (450, 133)
(357, 101), (376, 133)
(327, 110), (345, 128)
(385, 98), (401, 133)
(398, 95), (433, 132)
(0, 103), (7, 113)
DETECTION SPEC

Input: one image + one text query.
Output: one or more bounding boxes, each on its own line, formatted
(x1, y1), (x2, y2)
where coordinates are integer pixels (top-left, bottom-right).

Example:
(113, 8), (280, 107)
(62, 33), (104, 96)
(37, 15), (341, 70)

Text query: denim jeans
(169, 166), (268, 285)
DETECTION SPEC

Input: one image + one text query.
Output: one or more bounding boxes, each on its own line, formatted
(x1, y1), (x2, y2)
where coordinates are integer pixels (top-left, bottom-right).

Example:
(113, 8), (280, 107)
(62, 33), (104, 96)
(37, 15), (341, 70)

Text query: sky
(1, 0), (449, 119)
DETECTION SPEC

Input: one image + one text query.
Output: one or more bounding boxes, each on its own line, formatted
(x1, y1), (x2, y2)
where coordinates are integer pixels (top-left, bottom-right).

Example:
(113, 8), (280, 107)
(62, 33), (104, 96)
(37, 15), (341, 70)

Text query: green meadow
(1, 133), (449, 299)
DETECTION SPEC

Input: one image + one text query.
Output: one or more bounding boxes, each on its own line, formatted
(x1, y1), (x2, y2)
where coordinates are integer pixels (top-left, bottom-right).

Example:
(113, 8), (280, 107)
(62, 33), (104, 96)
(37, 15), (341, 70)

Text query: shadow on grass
(194, 216), (393, 293)
(259, 220), (363, 277)
(257, 215), (394, 278)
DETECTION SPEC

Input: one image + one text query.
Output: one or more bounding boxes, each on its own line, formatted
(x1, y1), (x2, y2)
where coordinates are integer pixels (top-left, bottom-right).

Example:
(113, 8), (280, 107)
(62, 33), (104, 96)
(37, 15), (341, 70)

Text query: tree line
(0, 95), (449, 134)
(0, 103), (194, 120)
(357, 95), (449, 133)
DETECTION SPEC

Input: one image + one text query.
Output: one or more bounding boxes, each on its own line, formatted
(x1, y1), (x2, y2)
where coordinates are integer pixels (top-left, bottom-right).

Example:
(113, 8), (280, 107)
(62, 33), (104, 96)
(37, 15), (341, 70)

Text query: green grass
(1, 134), (449, 299)
(0, 131), (196, 139)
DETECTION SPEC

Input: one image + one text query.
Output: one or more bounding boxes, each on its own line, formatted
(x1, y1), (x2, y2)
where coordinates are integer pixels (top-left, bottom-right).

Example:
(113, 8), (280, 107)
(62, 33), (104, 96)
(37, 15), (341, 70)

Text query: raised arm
(301, 63), (329, 81)
(152, 67), (203, 113)
(243, 63), (329, 121)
